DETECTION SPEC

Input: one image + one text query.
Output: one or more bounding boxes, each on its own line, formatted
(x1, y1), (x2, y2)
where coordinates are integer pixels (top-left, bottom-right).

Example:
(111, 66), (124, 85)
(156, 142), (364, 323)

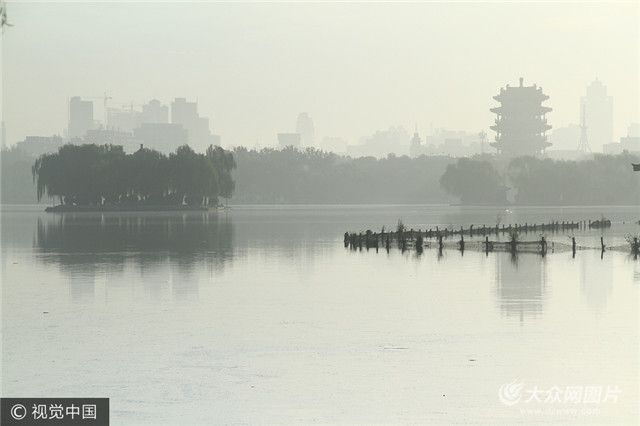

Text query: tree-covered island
(32, 144), (236, 211)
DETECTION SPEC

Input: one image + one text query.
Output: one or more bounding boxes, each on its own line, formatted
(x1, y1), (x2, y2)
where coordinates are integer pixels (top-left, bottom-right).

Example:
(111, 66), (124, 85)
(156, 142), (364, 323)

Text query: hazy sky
(2, 1), (639, 151)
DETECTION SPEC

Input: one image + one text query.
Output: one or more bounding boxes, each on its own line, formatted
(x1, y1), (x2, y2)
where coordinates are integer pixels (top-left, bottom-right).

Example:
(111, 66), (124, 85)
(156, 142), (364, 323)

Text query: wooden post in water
(572, 237), (576, 258)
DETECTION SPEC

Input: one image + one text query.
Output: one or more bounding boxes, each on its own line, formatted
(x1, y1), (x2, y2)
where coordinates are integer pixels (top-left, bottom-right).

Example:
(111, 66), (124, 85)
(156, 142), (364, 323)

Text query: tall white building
(295, 113), (315, 147)
(171, 98), (216, 151)
(580, 79), (613, 152)
(68, 96), (95, 139)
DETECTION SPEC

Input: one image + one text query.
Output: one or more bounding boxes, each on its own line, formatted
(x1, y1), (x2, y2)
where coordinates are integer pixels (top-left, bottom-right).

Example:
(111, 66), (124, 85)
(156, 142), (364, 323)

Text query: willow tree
(439, 158), (506, 204)
(206, 145), (236, 202)
(127, 147), (169, 203)
(32, 143), (236, 207)
(168, 145), (218, 206)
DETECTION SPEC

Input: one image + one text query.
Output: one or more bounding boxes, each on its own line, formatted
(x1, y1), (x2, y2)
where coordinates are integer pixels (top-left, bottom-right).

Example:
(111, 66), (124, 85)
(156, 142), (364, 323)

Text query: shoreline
(1, 202), (637, 211)
(44, 204), (224, 213)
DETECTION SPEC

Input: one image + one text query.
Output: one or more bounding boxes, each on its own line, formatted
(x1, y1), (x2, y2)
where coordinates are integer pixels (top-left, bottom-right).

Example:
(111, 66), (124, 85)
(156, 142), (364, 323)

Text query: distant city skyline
(2, 2), (638, 150)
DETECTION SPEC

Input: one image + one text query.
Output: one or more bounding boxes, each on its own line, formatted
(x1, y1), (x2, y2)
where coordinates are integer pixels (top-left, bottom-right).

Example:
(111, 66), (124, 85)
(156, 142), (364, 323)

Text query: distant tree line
(506, 154), (640, 205)
(31, 144), (236, 206)
(440, 153), (640, 205)
(230, 146), (455, 204)
(2, 143), (639, 206)
(439, 157), (506, 204)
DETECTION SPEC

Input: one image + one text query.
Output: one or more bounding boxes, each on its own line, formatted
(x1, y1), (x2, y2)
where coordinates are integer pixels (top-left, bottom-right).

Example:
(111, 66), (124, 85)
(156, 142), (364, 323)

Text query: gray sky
(2, 1), (639, 150)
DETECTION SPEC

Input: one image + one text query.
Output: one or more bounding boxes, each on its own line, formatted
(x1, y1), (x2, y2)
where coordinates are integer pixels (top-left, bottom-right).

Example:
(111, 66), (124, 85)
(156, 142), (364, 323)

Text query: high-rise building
(141, 99), (169, 124)
(68, 96), (95, 139)
(278, 133), (301, 148)
(548, 125), (581, 151)
(620, 135), (640, 153)
(86, 129), (138, 152)
(490, 78), (552, 157)
(171, 98), (215, 151)
(107, 108), (141, 133)
(296, 113), (315, 147)
(171, 98), (197, 124)
(133, 123), (188, 154)
(602, 123), (640, 155)
(581, 79), (613, 152)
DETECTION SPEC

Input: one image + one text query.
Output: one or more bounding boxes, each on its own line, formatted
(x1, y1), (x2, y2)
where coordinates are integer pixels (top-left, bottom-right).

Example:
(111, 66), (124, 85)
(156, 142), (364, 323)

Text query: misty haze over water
(2, 205), (639, 424)
(1, 1), (639, 425)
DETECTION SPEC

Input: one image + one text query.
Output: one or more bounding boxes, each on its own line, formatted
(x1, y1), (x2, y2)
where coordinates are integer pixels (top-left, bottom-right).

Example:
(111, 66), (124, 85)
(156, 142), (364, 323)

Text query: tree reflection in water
(35, 212), (234, 301)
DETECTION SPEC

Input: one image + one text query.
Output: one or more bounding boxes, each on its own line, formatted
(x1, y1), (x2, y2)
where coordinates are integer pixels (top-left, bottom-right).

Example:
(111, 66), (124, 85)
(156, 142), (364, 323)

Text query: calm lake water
(1, 205), (639, 424)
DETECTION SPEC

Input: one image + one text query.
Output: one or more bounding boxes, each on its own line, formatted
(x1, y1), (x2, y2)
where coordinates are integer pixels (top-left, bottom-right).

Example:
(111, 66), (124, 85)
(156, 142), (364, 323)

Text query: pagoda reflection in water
(494, 252), (548, 322)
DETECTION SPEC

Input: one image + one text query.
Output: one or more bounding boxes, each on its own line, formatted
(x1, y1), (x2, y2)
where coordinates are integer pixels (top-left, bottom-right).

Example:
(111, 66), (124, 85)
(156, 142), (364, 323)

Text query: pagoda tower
(490, 78), (552, 157)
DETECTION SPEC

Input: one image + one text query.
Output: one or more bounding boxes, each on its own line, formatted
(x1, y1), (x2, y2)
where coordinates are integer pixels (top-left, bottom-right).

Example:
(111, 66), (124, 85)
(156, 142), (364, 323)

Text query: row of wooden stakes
(343, 223), (638, 258)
